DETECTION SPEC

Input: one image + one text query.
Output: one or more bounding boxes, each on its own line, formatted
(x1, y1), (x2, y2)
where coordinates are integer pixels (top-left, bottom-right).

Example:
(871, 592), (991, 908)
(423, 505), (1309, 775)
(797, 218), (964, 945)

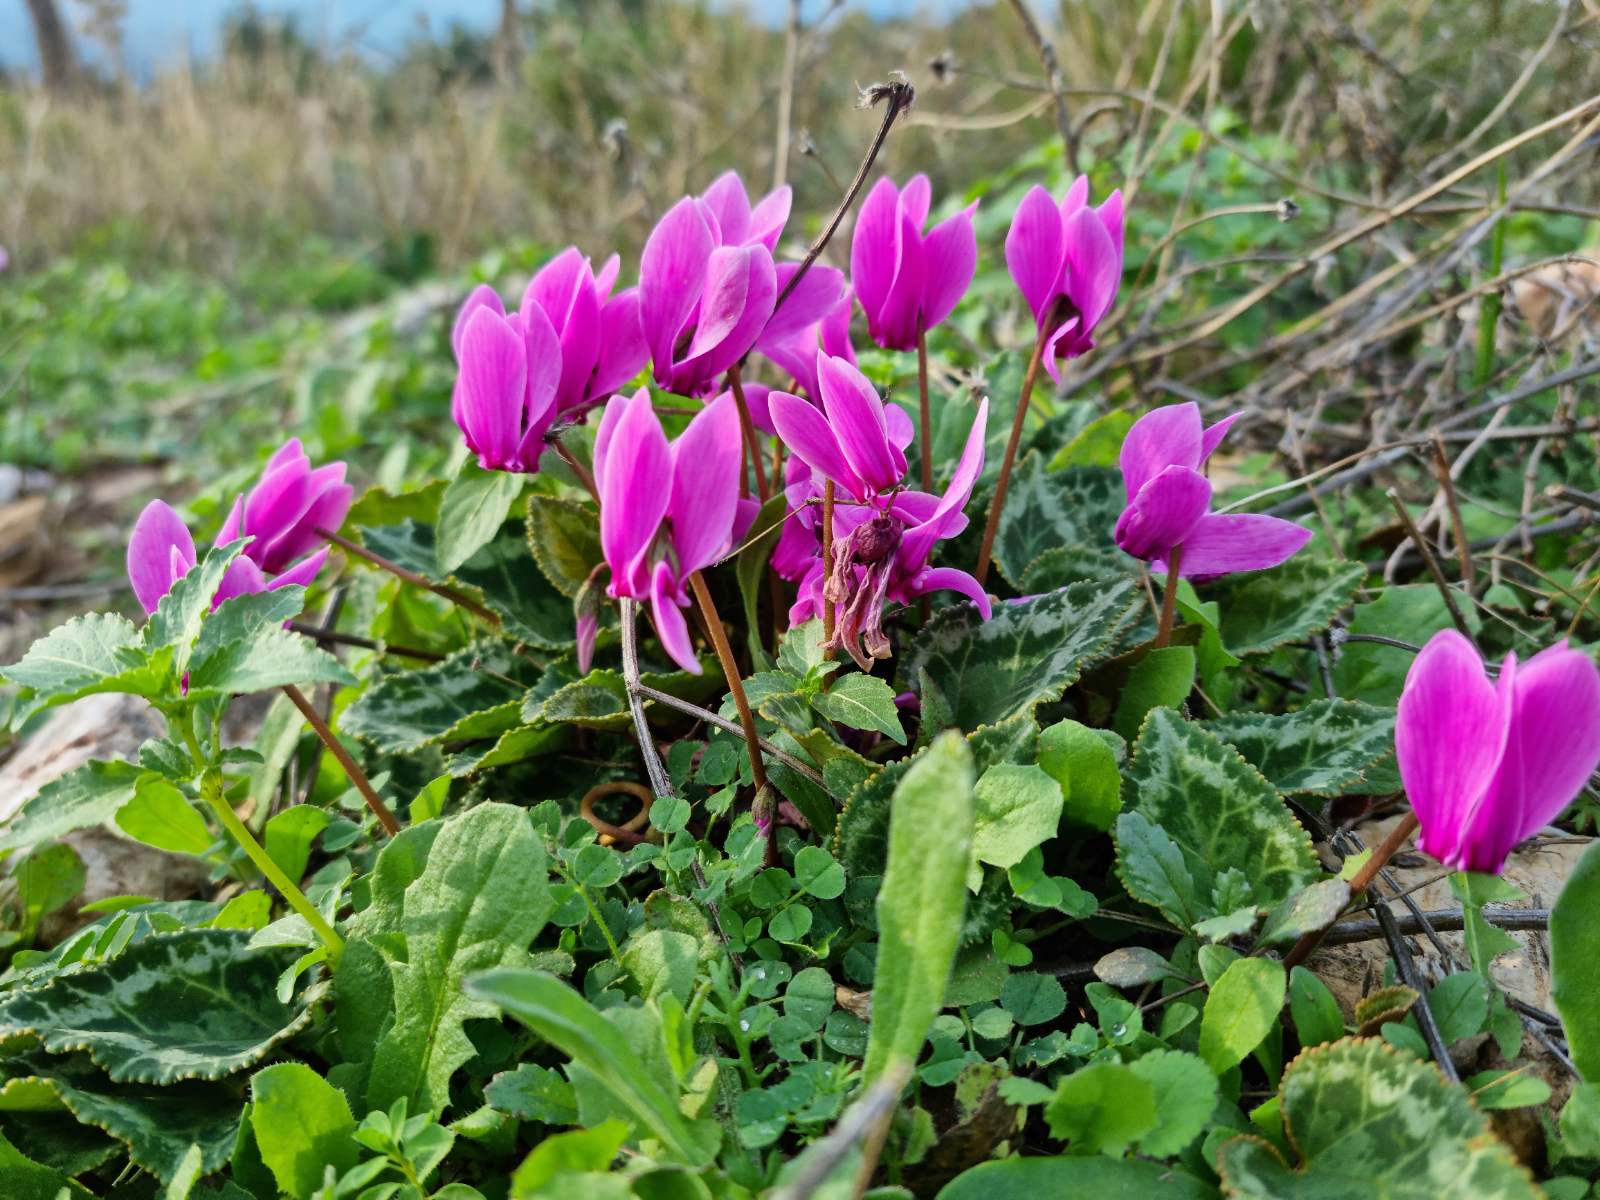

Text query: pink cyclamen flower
(1114, 402), (1309, 579)
(850, 174), (978, 351)
(451, 248), (645, 470)
(594, 388), (749, 674)
(1397, 630), (1600, 873)
(128, 440), (348, 615)
(640, 171), (844, 398)
(771, 352), (991, 667)
(1004, 177), (1124, 381)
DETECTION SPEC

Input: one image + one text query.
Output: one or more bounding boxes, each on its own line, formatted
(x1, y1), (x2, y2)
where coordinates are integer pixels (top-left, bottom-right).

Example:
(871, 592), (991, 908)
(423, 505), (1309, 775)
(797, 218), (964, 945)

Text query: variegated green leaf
(525, 493), (603, 598)
(341, 641), (533, 753)
(1211, 556), (1364, 657)
(0, 931), (310, 1084)
(2, 612), (167, 722)
(1203, 700), (1396, 796)
(992, 457), (1123, 589)
(0, 1050), (242, 1183)
(909, 580), (1139, 733)
(1217, 1038), (1539, 1198)
(1123, 709), (1319, 919)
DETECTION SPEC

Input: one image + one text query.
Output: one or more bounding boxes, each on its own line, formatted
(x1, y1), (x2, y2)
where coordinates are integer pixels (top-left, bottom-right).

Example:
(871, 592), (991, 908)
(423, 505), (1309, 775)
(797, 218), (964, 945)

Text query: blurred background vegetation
(2, 0), (1599, 680)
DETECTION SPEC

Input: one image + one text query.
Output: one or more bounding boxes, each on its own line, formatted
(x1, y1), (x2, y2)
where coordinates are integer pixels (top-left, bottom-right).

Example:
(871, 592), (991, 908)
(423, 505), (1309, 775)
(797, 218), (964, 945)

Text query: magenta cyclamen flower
(451, 248), (646, 472)
(1114, 402), (1310, 579)
(756, 285), (858, 407)
(594, 388), (748, 674)
(770, 352), (991, 667)
(128, 439), (349, 614)
(640, 171), (843, 398)
(1005, 176), (1124, 380)
(850, 175), (978, 351)
(1397, 630), (1600, 873)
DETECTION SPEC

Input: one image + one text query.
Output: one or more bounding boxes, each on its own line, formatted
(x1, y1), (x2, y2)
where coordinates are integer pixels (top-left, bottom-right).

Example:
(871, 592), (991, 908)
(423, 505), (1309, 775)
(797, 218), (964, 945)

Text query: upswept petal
(457, 307), (527, 469)
(820, 288), (857, 363)
(899, 398), (989, 569)
(1061, 203), (1122, 332)
(700, 171), (752, 246)
(1114, 466), (1212, 560)
(525, 248), (601, 412)
(1097, 189), (1125, 263)
(128, 500), (196, 614)
(592, 391), (630, 491)
(214, 555), (268, 607)
(1397, 631), (1511, 865)
(650, 562), (700, 674)
(243, 460), (313, 561)
(1199, 411), (1242, 463)
(216, 495), (244, 547)
(770, 389), (859, 496)
(909, 566), (992, 619)
(588, 289), (648, 405)
(267, 547), (329, 593)
(685, 245), (755, 361)
(264, 438), (307, 476)
(669, 393), (744, 575)
(884, 403), (915, 455)
(772, 510), (819, 580)
(850, 176), (904, 329)
(1041, 315), (1086, 384)
(747, 185), (792, 251)
(1120, 402), (1204, 498)
(901, 173), (932, 229)
(874, 208), (927, 350)
(919, 202), (979, 334)
(640, 197), (714, 373)
(260, 462), (349, 571)
(1059, 174), (1089, 219)
(520, 301), (564, 430)
(685, 249), (777, 386)
(1468, 644), (1600, 868)
(1005, 185), (1065, 325)
(1164, 513), (1311, 577)
(523, 247), (588, 330)
(817, 353), (900, 496)
(761, 263), (847, 347)
(594, 253), (621, 298)
(451, 284), (504, 360)
(599, 390), (672, 598)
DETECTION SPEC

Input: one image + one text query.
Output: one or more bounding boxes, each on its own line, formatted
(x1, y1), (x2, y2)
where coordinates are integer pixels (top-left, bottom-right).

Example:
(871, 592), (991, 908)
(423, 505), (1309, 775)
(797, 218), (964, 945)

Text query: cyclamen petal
(852, 176), (976, 350)
(457, 307), (528, 470)
(770, 389), (859, 496)
(650, 561), (701, 675)
(1113, 466), (1212, 560)
(910, 566), (992, 619)
(128, 500), (197, 614)
(669, 393), (744, 576)
(919, 203), (979, 334)
(1120, 403), (1205, 499)
(817, 353), (900, 497)
(599, 389), (672, 599)
(1005, 185), (1065, 325)
(1158, 513), (1311, 578)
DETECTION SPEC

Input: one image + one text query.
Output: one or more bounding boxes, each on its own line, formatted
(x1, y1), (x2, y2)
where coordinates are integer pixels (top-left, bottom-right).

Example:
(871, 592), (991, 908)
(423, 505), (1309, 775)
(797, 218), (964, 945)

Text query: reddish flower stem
(916, 330), (933, 494)
(550, 435), (600, 504)
(281, 684), (401, 836)
(974, 298), (1063, 589)
(1281, 810), (1421, 970)
(689, 570), (777, 867)
(1153, 545), (1184, 649)
(726, 364), (770, 502)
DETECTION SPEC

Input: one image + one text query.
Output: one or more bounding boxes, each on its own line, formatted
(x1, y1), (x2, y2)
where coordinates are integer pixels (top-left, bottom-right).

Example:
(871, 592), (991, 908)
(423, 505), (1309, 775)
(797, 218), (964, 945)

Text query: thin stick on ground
(688, 571), (776, 868)
(1430, 433), (1474, 597)
(619, 598), (739, 968)
(975, 298), (1063, 588)
(317, 526), (500, 626)
(726, 363), (770, 502)
(1282, 810), (1420, 970)
(1386, 490), (1472, 637)
(281, 684), (401, 836)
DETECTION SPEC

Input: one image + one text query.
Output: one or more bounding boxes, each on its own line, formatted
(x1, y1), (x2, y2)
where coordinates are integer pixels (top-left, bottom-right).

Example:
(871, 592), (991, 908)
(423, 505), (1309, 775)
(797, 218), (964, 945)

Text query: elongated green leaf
(1200, 957), (1285, 1074)
(810, 672), (906, 744)
(864, 733), (976, 1085)
(437, 464), (525, 575)
(463, 970), (711, 1164)
(1213, 556), (1364, 657)
(1258, 879), (1351, 947)
(910, 580), (1139, 732)
(0, 931), (310, 1084)
(1218, 1038), (1539, 1198)
(248, 1063), (359, 1198)
(0, 760), (145, 853)
(1204, 701), (1396, 796)
(1552, 840), (1600, 1082)
(0, 1051), (242, 1184)
(1125, 709), (1319, 919)
(362, 803), (553, 1115)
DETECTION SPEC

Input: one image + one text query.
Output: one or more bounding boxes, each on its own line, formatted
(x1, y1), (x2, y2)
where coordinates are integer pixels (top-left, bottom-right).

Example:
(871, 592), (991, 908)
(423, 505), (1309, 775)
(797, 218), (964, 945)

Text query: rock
(0, 693), (210, 939)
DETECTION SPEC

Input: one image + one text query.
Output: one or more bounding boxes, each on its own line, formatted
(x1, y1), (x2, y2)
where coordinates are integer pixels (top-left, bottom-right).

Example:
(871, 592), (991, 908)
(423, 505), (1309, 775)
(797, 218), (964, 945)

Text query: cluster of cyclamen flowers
(122, 170), (1600, 879)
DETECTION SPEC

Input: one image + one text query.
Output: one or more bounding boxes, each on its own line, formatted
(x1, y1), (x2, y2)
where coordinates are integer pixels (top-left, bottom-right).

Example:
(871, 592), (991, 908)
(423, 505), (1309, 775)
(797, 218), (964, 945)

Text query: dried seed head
(1276, 197), (1301, 222)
